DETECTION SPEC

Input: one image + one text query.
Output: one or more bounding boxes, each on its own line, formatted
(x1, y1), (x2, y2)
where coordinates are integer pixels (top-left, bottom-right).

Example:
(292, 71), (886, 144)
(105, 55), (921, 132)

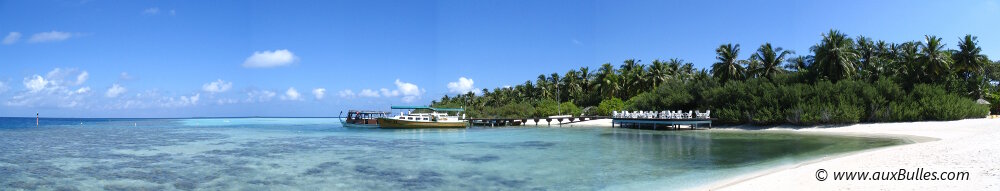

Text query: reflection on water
(0, 118), (905, 190)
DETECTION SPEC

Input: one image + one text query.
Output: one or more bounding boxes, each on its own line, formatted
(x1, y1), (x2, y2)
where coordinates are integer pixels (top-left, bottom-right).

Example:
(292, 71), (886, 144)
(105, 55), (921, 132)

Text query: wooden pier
(468, 116), (608, 127)
(611, 118), (714, 130)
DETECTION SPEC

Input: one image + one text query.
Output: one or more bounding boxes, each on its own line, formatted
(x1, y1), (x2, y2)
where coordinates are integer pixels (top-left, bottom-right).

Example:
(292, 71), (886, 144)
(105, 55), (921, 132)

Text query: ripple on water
(0, 119), (906, 190)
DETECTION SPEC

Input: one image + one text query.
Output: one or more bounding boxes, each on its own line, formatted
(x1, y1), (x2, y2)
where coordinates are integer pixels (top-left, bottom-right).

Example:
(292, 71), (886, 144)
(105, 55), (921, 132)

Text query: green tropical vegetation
(431, 30), (999, 125)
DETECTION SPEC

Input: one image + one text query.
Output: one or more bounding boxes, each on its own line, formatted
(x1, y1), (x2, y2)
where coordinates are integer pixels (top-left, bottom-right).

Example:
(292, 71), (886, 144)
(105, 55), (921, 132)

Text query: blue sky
(1, 0), (998, 118)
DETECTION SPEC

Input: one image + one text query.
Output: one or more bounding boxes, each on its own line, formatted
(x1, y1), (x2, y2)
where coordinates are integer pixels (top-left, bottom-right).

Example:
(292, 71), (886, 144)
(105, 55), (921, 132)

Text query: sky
(1, 0), (998, 118)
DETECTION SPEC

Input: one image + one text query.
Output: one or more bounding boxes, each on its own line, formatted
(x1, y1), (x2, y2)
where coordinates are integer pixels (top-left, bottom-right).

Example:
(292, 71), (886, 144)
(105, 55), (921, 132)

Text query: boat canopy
(390, 106), (464, 112)
(346, 110), (389, 114)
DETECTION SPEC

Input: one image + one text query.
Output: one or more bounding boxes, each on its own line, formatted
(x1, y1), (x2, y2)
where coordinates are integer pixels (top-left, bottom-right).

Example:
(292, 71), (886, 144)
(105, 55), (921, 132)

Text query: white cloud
(74, 87), (91, 94)
(201, 79), (232, 93)
(143, 7), (160, 15)
(105, 84), (127, 98)
(42, 68), (88, 86)
(337, 89), (356, 98)
(281, 87), (302, 101)
(394, 79), (423, 103)
(245, 90), (277, 103)
(28, 31), (75, 43)
(120, 72), (135, 80)
(379, 88), (398, 97)
(158, 93), (200, 108)
(359, 89), (380, 97)
(447, 77), (476, 94)
(3, 32), (20, 45)
(340, 79), (424, 102)
(216, 98), (239, 105)
(170, 9), (176, 16)
(312, 88), (326, 100)
(0, 81), (7, 94)
(242, 49), (298, 68)
(75, 71), (88, 85)
(8, 68), (92, 108)
(24, 75), (49, 92)
(572, 39), (583, 45)
(172, 93), (199, 107)
(103, 90), (203, 109)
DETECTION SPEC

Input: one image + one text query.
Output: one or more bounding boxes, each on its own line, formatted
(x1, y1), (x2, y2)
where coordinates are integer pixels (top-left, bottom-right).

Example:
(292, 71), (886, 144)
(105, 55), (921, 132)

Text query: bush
(593, 98), (625, 116)
(705, 80), (988, 125)
(911, 84), (989, 120)
(625, 80), (696, 111)
(496, 102), (535, 118)
(533, 100), (582, 117)
(532, 99), (560, 117)
(560, 102), (582, 116)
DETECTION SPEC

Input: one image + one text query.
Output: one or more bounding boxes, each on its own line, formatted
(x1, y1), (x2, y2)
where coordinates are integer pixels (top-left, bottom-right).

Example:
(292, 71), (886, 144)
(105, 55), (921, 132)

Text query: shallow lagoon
(0, 118), (907, 190)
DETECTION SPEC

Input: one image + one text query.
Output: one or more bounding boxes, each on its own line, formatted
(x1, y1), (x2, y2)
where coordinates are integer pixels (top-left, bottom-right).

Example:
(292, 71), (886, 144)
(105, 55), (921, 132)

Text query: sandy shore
(702, 118), (1000, 190)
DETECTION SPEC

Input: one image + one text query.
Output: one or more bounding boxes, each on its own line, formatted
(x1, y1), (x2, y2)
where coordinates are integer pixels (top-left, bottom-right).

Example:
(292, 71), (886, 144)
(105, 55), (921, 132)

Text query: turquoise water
(0, 118), (907, 190)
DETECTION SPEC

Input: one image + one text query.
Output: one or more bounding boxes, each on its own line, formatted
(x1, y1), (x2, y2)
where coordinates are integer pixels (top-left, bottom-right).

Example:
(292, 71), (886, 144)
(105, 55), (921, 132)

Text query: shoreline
(697, 118), (1000, 190)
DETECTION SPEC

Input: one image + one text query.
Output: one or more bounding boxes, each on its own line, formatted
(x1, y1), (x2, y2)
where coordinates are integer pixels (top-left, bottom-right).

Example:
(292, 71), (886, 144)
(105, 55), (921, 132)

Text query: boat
(377, 106), (468, 128)
(340, 110), (389, 128)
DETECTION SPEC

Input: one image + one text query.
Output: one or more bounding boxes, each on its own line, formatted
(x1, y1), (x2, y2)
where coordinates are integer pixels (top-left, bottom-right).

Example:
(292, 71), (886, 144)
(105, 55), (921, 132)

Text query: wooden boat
(377, 106), (468, 129)
(340, 110), (389, 128)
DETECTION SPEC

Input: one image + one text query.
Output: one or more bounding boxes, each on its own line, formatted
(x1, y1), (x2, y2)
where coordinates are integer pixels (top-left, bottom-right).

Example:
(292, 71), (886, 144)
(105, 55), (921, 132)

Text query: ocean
(0, 117), (906, 190)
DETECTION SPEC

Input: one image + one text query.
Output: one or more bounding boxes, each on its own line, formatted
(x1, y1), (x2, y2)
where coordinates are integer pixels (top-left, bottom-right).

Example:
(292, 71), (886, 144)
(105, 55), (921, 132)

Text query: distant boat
(377, 106), (467, 128)
(340, 110), (389, 128)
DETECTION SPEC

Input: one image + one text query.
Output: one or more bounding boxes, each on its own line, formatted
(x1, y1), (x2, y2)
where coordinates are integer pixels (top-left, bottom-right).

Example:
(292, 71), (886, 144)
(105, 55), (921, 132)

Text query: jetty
(468, 116), (608, 127)
(611, 110), (714, 130)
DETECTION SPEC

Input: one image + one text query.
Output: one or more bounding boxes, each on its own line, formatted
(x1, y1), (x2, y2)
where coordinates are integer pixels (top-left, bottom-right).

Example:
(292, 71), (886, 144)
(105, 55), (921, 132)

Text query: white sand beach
(703, 118), (1000, 190)
(509, 117), (1000, 189)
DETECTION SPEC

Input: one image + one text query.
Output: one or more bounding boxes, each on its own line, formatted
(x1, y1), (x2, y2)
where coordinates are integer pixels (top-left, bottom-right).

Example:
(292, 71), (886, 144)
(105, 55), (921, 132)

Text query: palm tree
(918, 35), (952, 80)
(596, 63), (620, 99)
(673, 59), (694, 80)
(549, 73), (561, 101)
(785, 55), (812, 72)
(536, 74), (552, 100)
(749, 43), (793, 80)
(666, 58), (682, 79)
(578, 66), (591, 92)
(711, 43), (746, 83)
(855, 36), (880, 82)
(952, 35), (989, 98)
(811, 30), (858, 82)
(895, 42), (923, 83)
(562, 69), (582, 102)
(619, 59), (644, 97)
(953, 35), (987, 78)
(647, 60), (668, 88)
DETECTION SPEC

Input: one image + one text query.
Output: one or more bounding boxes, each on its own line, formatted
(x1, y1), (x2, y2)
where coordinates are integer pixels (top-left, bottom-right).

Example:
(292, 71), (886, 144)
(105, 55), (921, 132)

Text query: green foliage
(494, 102), (535, 118)
(705, 78), (987, 125)
(593, 98), (625, 116)
(532, 100), (581, 117)
(560, 102), (582, 117)
(711, 44), (746, 83)
(811, 30), (858, 82)
(532, 99), (560, 117)
(430, 30), (996, 125)
(909, 84), (990, 120)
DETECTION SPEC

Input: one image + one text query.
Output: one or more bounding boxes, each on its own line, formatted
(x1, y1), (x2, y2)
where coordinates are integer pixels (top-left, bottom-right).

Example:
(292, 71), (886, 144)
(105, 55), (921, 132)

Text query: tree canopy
(431, 30), (999, 124)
